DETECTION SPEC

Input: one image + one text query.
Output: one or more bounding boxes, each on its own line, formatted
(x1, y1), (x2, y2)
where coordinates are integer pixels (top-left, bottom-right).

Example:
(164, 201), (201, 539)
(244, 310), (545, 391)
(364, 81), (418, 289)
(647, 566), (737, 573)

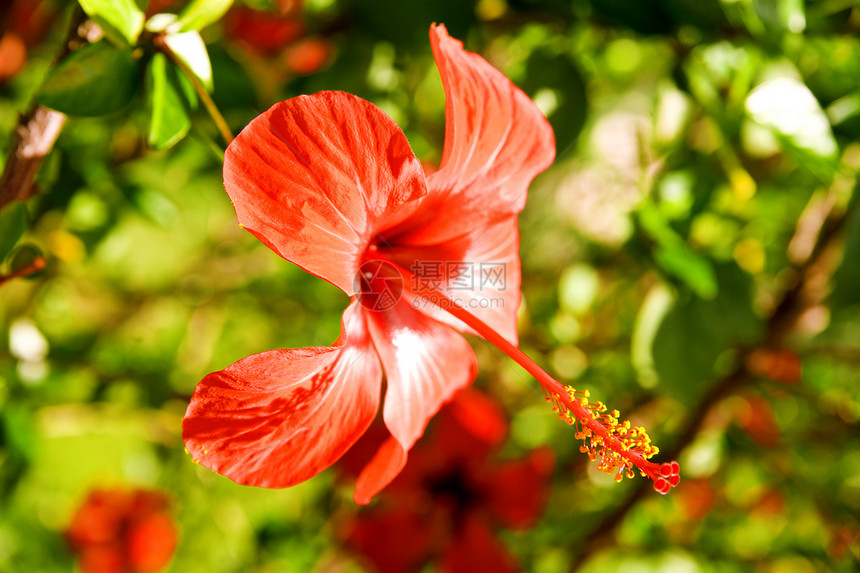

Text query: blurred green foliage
(1, 0), (860, 571)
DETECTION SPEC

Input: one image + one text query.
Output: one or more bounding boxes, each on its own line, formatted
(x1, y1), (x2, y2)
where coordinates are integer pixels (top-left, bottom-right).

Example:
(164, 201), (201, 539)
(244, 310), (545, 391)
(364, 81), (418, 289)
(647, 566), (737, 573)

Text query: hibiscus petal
(182, 301), (382, 488)
(354, 436), (407, 505)
(355, 300), (477, 502)
(386, 214), (521, 344)
(224, 91), (427, 295)
(392, 24), (555, 246)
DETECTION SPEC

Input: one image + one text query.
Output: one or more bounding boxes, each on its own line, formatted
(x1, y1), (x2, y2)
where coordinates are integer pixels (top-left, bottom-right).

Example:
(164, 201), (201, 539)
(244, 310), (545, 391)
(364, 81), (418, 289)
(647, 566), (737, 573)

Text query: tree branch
(0, 5), (83, 210)
(0, 106), (65, 209)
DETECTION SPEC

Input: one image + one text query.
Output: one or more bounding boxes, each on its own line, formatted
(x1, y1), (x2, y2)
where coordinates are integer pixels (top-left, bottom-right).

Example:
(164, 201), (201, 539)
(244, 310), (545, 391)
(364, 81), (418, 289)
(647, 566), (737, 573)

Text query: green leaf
(0, 200), (28, 264)
(638, 202), (718, 299)
(3, 405), (36, 460)
(746, 75), (839, 183)
(830, 207), (860, 310)
(36, 40), (139, 117)
(176, 0), (233, 33)
(654, 244), (718, 300)
(78, 0), (145, 46)
(639, 262), (763, 402)
(638, 201), (680, 246)
(146, 53), (196, 149)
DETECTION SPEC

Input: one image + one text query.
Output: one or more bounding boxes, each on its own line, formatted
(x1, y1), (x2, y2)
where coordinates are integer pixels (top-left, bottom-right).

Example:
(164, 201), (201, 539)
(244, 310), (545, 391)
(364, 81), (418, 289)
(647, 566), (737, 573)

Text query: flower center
(354, 258), (403, 312)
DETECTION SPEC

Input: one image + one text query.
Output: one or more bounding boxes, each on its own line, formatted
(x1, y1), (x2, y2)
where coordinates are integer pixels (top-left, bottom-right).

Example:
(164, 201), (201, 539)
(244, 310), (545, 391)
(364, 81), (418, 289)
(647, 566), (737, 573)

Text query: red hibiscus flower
(66, 488), (177, 573)
(183, 24), (678, 504)
(340, 388), (554, 573)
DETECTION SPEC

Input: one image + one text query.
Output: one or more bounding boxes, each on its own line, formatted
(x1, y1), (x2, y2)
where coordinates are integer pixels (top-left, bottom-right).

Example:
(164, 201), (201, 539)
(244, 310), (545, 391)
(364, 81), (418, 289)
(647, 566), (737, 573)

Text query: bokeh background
(1, 0), (859, 571)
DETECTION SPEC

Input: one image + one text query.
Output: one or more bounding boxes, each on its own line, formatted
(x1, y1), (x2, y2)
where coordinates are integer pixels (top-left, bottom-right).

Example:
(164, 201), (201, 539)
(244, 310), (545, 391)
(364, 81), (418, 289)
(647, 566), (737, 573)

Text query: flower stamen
(545, 385), (670, 488)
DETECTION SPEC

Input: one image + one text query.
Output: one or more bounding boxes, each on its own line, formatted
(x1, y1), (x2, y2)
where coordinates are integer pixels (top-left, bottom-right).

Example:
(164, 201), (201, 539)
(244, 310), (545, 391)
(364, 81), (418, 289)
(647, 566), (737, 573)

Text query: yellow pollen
(544, 385), (660, 483)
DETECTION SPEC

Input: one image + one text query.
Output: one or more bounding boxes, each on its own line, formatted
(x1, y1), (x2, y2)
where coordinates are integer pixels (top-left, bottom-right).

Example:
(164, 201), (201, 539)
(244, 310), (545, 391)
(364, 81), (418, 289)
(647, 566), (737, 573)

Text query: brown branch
(567, 153), (859, 571)
(0, 5), (83, 210)
(0, 255), (46, 286)
(0, 106), (65, 209)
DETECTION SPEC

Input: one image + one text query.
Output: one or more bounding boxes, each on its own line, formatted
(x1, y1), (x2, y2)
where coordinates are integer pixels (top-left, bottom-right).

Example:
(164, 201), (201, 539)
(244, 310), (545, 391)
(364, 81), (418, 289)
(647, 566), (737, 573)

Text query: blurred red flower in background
(0, 0), (55, 84)
(222, 2), (332, 76)
(339, 388), (555, 573)
(144, 0), (179, 19)
(746, 347), (802, 384)
(733, 392), (781, 448)
(223, 4), (305, 56)
(66, 488), (177, 573)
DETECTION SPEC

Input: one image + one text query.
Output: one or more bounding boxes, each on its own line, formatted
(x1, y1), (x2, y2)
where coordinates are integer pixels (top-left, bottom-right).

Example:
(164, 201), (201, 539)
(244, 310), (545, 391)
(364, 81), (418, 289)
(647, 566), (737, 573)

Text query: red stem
(0, 256), (46, 286)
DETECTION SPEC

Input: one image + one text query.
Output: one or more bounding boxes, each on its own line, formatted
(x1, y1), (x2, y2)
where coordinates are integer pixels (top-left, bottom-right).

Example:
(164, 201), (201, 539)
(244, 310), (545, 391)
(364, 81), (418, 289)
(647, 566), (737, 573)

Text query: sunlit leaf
(145, 12), (179, 34)
(78, 0), (145, 46)
(778, 0), (806, 33)
(0, 200), (28, 265)
(654, 83), (694, 151)
(631, 282), (674, 389)
(164, 30), (213, 90)
(558, 264), (598, 315)
(146, 53), (196, 150)
(746, 76), (839, 182)
(36, 41), (139, 117)
(753, 0), (806, 33)
(176, 0), (234, 33)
